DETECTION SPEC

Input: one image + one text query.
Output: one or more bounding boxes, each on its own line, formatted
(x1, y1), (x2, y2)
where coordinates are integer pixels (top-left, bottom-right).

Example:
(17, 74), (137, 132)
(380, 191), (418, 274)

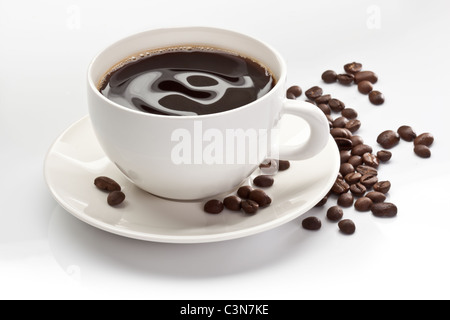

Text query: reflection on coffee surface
(99, 46), (275, 116)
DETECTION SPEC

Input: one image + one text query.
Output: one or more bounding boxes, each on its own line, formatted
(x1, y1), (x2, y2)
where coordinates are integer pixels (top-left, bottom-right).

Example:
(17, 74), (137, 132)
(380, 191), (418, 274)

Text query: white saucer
(44, 116), (339, 243)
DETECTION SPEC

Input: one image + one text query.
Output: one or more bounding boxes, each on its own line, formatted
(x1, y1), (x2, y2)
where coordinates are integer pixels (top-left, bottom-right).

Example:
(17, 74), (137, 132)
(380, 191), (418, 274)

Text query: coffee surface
(100, 47), (275, 116)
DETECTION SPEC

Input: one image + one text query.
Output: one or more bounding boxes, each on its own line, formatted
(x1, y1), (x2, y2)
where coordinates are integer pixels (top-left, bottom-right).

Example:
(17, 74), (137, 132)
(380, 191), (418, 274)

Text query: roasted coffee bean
(335, 137), (353, 151)
(332, 116), (349, 128)
(350, 182), (366, 196)
(223, 196), (242, 211)
(241, 200), (259, 214)
(107, 191), (126, 206)
(354, 71), (378, 84)
(377, 130), (400, 149)
(302, 216), (322, 231)
(287, 85), (302, 98)
(345, 172), (362, 184)
(94, 176), (121, 192)
(331, 178), (350, 195)
(357, 80), (373, 94)
(344, 62), (363, 74)
(317, 103), (331, 115)
(414, 133), (434, 146)
(347, 155), (363, 167)
(338, 219), (356, 235)
(377, 150), (392, 162)
(204, 199), (224, 214)
(327, 206), (344, 221)
(369, 90), (385, 105)
(249, 189), (272, 207)
(414, 145), (431, 158)
(362, 153), (379, 168)
(356, 165), (378, 176)
(373, 181), (391, 194)
(359, 174), (378, 188)
(337, 193), (354, 208)
(340, 163), (355, 176)
(278, 160), (291, 171)
(366, 191), (387, 203)
(237, 186), (253, 199)
(322, 70), (338, 83)
(305, 86), (323, 100)
(354, 197), (373, 212)
(329, 99), (346, 112)
(331, 128), (353, 139)
(286, 92), (296, 100)
(315, 195), (328, 207)
(337, 73), (355, 85)
(253, 175), (274, 188)
(315, 94), (331, 104)
(371, 202), (397, 217)
(341, 108), (358, 119)
(340, 150), (351, 164)
(345, 119), (361, 133)
(351, 144), (373, 156)
(350, 135), (364, 147)
(397, 125), (417, 142)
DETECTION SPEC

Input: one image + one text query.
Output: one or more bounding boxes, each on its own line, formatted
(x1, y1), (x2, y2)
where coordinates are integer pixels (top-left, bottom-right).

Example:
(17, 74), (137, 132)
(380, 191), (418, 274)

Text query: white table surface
(1, 0), (450, 300)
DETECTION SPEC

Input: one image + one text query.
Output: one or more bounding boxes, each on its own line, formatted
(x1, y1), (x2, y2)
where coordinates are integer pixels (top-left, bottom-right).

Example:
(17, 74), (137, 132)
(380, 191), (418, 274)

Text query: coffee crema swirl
(99, 46), (275, 116)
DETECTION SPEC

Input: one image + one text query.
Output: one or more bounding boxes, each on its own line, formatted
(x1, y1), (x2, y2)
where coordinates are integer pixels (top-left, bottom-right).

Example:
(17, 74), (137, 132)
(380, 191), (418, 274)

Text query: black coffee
(98, 46), (275, 116)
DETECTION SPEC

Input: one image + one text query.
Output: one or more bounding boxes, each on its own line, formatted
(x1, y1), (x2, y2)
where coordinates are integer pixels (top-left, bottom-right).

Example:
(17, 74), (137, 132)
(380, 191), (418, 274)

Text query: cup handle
(278, 99), (330, 160)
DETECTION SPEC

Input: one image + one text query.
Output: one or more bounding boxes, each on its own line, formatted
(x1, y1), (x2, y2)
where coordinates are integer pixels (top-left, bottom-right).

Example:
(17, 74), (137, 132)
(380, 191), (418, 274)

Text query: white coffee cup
(87, 27), (330, 200)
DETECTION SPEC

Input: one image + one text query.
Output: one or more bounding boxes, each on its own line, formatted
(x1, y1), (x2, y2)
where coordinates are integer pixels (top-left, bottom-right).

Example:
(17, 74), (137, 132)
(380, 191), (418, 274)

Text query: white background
(1, 0), (450, 300)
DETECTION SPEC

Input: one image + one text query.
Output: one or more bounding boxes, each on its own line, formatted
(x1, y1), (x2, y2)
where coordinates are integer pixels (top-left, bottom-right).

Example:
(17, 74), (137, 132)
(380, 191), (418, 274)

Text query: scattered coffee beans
(329, 98), (346, 112)
(322, 70), (338, 83)
(327, 206), (344, 221)
(302, 216), (322, 231)
(249, 189), (272, 207)
(332, 178), (350, 195)
(360, 174), (378, 188)
(315, 94), (331, 104)
(377, 130), (400, 149)
(107, 191), (125, 206)
(369, 90), (385, 105)
(362, 152), (379, 168)
(414, 145), (431, 158)
(237, 186), (253, 199)
(345, 119), (361, 133)
(354, 71), (378, 84)
(337, 193), (354, 208)
(365, 191), (386, 203)
(351, 144), (373, 156)
(373, 181), (391, 194)
(223, 196), (242, 211)
(287, 85), (302, 98)
(344, 62), (363, 74)
(414, 133), (434, 147)
(204, 200), (224, 214)
(305, 86), (323, 100)
(337, 73), (355, 85)
(376, 150), (392, 162)
(371, 202), (397, 218)
(278, 160), (291, 171)
(253, 175), (274, 188)
(341, 108), (358, 119)
(338, 219), (356, 235)
(350, 182), (366, 196)
(241, 200), (259, 214)
(94, 176), (121, 192)
(354, 197), (373, 212)
(397, 125), (417, 142)
(357, 80), (373, 94)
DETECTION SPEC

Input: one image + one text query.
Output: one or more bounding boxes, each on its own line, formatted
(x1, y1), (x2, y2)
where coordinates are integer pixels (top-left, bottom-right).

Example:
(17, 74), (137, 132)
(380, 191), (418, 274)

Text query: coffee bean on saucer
(345, 119), (361, 133)
(377, 150), (392, 162)
(377, 130), (400, 149)
(327, 206), (344, 221)
(249, 189), (272, 207)
(337, 73), (355, 85)
(278, 160), (291, 171)
(371, 202), (397, 217)
(223, 196), (242, 211)
(329, 98), (346, 112)
(287, 85), (302, 98)
(365, 191), (387, 203)
(373, 181), (391, 194)
(414, 145), (431, 158)
(397, 125), (417, 142)
(354, 71), (378, 84)
(204, 199), (224, 214)
(344, 62), (363, 74)
(337, 193), (354, 208)
(414, 133), (434, 147)
(354, 197), (373, 212)
(94, 176), (121, 192)
(357, 80), (373, 94)
(338, 219), (356, 235)
(253, 175), (274, 188)
(237, 186), (253, 199)
(302, 216), (322, 231)
(341, 108), (358, 119)
(107, 191), (125, 206)
(241, 200), (259, 214)
(315, 94), (331, 104)
(305, 86), (323, 100)
(369, 90), (385, 105)
(322, 70), (338, 83)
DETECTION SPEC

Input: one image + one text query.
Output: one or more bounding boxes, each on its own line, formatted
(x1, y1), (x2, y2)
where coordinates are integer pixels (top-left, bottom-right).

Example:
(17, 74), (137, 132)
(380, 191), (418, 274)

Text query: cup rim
(87, 26), (287, 119)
